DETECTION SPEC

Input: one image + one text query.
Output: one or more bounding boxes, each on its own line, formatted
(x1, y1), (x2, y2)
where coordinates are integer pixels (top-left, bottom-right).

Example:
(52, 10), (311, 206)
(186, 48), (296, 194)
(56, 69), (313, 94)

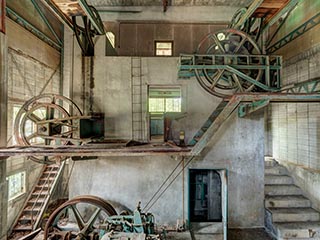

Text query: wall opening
(148, 86), (181, 141)
(189, 169), (222, 222)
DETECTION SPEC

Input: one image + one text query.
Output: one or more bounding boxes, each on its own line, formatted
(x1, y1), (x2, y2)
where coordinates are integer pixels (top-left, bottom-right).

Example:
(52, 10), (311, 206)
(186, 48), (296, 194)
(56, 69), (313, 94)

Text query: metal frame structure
(267, 12), (320, 54)
(30, 0), (62, 46)
(179, 54), (282, 92)
(5, 7), (61, 51)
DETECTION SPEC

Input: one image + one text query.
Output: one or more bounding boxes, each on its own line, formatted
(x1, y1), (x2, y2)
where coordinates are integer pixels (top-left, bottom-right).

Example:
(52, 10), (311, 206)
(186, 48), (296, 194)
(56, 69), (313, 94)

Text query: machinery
(14, 94), (104, 163)
(177, 1), (294, 98)
(43, 195), (161, 240)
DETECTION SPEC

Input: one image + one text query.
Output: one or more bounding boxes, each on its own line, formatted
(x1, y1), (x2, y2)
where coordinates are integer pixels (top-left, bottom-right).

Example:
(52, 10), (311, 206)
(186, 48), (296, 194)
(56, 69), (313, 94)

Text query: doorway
(189, 169), (222, 222)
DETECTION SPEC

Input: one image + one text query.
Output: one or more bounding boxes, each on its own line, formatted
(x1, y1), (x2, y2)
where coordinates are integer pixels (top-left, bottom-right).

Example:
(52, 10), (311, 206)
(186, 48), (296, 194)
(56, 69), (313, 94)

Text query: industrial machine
(177, 0), (300, 98)
(43, 195), (161, 240)
(14, 94), (104, 163)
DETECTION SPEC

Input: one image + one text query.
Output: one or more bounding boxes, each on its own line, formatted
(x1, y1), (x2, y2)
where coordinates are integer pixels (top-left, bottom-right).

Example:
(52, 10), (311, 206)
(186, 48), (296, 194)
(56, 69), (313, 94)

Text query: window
(155, 41), (173, 56)
(8, 171), (26, 200)
(149, 87), (181, 113)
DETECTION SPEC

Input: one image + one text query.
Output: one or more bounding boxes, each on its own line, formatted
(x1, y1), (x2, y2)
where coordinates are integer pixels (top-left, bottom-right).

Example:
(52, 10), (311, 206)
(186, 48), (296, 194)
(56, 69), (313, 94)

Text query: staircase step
(274, 221), (320, 239)
(265, 157), (277, 167)
(265, 195), (311, 208)
(265, 175), (293, 185)
(270, 208), (320, 222)
(265, 184), (302, 196)
(265, 165), (288, 175)
(13, 224), (32, 231)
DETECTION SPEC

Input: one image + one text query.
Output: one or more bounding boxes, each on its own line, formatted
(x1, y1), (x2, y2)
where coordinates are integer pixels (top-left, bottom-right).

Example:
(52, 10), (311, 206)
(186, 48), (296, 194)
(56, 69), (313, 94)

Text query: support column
(0, 31), (8, 240)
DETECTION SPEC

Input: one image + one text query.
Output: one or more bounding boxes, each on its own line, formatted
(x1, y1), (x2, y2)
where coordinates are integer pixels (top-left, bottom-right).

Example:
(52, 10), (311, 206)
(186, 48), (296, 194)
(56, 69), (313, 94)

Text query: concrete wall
(104, 22), (226, 56)
(5, 18), (62, 231)
(266, 1), (320, 212)
(70, 39), (265, 227)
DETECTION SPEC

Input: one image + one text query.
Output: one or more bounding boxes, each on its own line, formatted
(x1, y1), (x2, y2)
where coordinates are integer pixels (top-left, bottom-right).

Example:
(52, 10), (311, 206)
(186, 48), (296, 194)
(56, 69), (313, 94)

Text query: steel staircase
(188, 100), (228, 146)
(8, 162), (65, 240)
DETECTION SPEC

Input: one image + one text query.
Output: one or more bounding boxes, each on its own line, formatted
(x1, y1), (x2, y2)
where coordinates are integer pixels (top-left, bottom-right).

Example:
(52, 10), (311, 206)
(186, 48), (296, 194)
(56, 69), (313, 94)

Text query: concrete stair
(264, 158), (320, 239)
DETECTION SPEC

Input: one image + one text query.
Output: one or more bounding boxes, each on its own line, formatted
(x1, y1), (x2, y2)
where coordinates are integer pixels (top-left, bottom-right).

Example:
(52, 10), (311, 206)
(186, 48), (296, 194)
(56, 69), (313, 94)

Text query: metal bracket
(238, 99), (270, 118)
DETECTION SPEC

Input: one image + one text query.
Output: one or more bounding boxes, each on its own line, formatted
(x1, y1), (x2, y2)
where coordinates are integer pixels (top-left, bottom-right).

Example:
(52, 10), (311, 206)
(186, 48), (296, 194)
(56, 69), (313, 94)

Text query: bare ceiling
(87, 0), (253, 7)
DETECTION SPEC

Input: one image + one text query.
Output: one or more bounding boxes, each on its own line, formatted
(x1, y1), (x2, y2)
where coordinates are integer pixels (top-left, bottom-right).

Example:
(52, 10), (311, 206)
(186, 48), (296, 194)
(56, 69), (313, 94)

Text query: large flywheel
(44, 195), (117, 240)
(14, 94), (83, 164)
(194, 28), (263, 98)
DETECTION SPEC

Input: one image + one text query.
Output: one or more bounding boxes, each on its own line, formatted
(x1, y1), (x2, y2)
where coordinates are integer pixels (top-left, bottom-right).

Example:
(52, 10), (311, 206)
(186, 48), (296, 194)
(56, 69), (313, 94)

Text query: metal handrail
(30, 161), (65, 229)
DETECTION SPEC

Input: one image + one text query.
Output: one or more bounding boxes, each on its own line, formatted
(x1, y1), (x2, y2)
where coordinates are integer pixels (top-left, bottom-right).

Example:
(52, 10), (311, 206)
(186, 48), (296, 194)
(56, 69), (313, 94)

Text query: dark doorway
(189, 169), (222, 222)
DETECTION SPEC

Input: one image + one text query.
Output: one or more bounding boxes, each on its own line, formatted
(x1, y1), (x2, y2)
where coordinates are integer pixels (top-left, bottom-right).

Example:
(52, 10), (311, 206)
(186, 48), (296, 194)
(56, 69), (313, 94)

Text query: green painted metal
(238, 99), (269, 118)
(232, 0), (264, 30)
(30, 0), (62, 45)
(267, 12), (320, 53)
(263, 0), (298, 33)
(178, 54), (282, 92)
(5, 7), (61, 51)
(189, 100), (227, 146)
(38, 0), (73, 29)
(281, 78), (320, 94)
(191, 95), (243, 156)
(78, 0), (105, 35)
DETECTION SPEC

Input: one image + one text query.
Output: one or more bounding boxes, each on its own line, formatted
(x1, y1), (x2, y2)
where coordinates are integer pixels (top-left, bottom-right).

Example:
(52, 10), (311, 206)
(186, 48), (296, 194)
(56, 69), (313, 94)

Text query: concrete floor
(166, 228), (275, 240)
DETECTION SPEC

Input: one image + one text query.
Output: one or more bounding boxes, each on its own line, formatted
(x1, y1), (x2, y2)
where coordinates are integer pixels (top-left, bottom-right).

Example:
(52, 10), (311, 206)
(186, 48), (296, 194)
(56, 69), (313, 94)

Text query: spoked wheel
(44, 195), (117, 240)
(195, 28), (262, 98)
(14, 94), (83, 164)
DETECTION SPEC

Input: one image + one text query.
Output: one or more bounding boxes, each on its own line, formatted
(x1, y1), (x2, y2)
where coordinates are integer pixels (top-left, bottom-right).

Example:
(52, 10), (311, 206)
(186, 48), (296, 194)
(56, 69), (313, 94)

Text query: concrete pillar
(0, 31), (8, 240)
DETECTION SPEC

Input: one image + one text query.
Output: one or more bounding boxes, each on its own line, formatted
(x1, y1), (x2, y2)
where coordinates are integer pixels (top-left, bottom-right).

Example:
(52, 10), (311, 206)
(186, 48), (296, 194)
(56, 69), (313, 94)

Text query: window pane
(8, 171), (25, 200)
(166, 98), (181, 112)
(155, 42), (172, 56)
(149, 98), (165, 112)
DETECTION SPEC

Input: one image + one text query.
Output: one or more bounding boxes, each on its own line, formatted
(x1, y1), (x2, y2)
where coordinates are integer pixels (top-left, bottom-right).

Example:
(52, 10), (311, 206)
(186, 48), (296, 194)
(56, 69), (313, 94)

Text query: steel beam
(233, 0), (264, 30)
(30, 0), (62, 45)
(0, 144), (191, 158)
(6, 7), (61, 51)
(263, 0), (298, 32)
(238, 99), (270, 118)
(191, 95), (243, 156)
(38, 0), (73, 29)
(267, 12), (320, 54)
(281, 78), (320, 94)
(78, 0), (105, 35)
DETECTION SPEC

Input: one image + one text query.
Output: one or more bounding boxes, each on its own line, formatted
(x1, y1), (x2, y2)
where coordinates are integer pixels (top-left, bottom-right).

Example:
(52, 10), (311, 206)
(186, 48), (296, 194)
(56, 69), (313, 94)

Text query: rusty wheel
(14, 94), (83, 164)
(195, 28), (262, 98)
(44, 195), (117, 240)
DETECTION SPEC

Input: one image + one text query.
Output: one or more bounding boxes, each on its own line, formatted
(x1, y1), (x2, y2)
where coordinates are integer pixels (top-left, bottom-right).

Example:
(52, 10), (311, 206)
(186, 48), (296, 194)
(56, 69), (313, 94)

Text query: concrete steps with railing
(264, 157), (320, 240)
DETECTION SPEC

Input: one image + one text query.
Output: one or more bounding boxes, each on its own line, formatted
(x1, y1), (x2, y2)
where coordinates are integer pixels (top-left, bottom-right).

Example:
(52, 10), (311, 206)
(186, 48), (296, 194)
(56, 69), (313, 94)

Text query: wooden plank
(52, 0), (85, 16)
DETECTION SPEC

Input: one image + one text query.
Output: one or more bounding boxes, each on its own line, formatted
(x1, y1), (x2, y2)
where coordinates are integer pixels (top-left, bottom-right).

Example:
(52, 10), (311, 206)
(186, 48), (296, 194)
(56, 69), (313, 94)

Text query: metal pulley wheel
(14, 94), (83, 164)
(44, 195), (117, 240)
(195, 28), (262, 98)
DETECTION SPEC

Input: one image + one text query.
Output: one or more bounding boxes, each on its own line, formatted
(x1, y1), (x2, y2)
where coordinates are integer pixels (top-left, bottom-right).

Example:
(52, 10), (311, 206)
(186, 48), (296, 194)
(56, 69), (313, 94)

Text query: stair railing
(30, 161), (66, 229)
